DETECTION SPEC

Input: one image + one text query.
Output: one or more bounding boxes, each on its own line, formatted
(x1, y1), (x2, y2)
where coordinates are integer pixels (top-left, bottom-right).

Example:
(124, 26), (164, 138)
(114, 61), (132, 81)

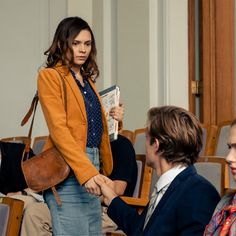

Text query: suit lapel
(143, 166), (196, 232)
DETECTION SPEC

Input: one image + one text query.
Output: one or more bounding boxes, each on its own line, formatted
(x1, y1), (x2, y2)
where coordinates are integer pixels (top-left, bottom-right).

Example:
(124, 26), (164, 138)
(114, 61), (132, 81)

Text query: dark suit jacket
(107, 166), (220, 236)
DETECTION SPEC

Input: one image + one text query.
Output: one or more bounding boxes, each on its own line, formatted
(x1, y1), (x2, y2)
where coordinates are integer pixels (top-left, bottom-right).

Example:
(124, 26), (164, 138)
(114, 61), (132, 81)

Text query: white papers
(99, 85), (120, 141)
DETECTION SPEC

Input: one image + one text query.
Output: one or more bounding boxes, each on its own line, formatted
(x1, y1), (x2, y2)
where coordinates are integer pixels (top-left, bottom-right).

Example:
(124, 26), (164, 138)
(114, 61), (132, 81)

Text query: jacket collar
(55, 63), (87, 120)
(53, 62), (101, 122)
(143, 165), (197, 231)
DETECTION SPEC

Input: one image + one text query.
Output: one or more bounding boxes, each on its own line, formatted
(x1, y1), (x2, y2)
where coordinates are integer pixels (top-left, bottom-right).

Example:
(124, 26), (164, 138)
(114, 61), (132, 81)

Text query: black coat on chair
(0, 141), (34, 194)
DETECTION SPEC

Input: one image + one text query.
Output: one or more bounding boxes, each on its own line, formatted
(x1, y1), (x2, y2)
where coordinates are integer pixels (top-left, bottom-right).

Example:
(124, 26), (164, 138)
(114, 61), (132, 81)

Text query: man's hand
(94, 175), (118, 206)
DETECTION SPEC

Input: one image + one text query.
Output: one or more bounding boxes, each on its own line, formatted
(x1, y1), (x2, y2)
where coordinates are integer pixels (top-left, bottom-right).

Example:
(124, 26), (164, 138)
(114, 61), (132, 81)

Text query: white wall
(0, 0), (67, 138)
(93, 0), (189, 130)
(116, 0), (150, 129)
(0, 0), (188, 138)
(71, 0), (188, 130)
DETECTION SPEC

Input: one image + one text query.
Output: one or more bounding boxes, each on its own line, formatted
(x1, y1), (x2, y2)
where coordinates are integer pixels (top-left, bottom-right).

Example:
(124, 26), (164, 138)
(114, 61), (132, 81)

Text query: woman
(204, 119), (236, 236)
(37, 16), (113, 236)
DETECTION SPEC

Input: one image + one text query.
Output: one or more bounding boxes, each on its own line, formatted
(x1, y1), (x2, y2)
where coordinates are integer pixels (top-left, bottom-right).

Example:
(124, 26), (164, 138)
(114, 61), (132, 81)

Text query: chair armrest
(121, 196), (148, 207)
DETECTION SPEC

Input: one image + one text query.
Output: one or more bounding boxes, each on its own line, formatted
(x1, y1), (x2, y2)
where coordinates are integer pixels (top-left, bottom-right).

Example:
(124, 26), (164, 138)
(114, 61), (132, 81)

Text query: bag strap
(21, 69), (68, 206)
(21, 69), (67, 153)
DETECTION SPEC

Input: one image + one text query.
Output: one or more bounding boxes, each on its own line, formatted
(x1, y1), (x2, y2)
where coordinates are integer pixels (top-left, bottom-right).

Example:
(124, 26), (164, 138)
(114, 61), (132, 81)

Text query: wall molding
(103, 0), (112, 88)
(149, 0), (158, 107)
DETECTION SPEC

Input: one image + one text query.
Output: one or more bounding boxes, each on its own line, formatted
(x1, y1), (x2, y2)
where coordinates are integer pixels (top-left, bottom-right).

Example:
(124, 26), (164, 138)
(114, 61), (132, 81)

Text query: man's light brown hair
(147, 106), (202, 166)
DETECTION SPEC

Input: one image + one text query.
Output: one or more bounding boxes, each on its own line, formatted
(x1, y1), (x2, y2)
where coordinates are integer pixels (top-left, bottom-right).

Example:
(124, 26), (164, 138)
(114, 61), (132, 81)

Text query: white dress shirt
(152, 165), (186, 209)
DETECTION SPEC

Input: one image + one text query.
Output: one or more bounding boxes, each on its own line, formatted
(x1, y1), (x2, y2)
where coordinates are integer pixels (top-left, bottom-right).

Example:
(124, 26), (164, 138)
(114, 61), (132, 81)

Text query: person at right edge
(204, 118), (236, 236)
(37, 17), (113, 236)
(95, 106), (221, 236)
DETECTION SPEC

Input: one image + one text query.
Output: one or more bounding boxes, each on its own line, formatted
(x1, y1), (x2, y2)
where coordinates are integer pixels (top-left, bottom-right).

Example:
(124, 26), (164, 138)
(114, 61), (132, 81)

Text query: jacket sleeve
(107, 197), (145, 235)
(37, 68), (99, 185)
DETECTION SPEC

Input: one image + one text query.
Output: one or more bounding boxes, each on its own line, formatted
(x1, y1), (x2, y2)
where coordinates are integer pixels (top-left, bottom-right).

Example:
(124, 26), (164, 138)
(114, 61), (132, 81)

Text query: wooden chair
(0, 197), (24, 236)
(194, 156), (227, 196)
(121, 154), (153, 210)
(133, 128), (146, 155)
(0, 136), (30, 145)
(32, 135), (48, 155)
(119, 130), (134, 144)
(0, 203), (9, 236)
(200, 124), (218, 156)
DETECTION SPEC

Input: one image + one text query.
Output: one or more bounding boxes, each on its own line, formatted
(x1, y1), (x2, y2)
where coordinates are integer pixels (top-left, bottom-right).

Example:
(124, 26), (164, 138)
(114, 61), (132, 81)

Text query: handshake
(84, 174), (117, 206)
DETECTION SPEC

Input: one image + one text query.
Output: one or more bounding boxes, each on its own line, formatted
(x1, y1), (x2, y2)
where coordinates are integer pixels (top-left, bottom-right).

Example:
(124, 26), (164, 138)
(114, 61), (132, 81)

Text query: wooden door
(188, 0), (235, 125)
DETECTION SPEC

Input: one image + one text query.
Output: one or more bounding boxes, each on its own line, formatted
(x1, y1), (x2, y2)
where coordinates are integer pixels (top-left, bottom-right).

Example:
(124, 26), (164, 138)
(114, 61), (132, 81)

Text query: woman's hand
(84, 175), (102, 196)
(94, 175), (117, 206)
(109, 104), (124, 122)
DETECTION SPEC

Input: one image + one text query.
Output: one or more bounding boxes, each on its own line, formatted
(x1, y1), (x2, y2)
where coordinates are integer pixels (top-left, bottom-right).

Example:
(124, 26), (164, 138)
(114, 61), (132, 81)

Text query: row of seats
(0, 135), (47, 156)
(0, 136), (40, 236)
(0, 122), (232, 195)
(0, 123), (232, 236)
(121, 123), (234, 197)
(109, 128), (230, 236)
(1, 122), (231, 196)
(0, 132), (153, 216)
(200, 121), (236, 191)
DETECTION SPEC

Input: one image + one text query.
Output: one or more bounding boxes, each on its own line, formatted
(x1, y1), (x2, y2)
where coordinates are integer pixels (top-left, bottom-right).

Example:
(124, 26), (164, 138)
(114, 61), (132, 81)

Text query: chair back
(132, 160), (143, 198)
(199, 124), (208, 156)
(214, 121), (231, 156)
(119, 130), (134, 144)
(32, 136), (47, 155)
(121, 154), (152, 212)
(0, 203), (9, 236)
(194, 156), (227, 196)
(213, 121), (236, 190)
(133, 128), (146, 154)
(199, 124), (218, 156)
(0, 136), (30, 145)
(0, 197), (24, 236)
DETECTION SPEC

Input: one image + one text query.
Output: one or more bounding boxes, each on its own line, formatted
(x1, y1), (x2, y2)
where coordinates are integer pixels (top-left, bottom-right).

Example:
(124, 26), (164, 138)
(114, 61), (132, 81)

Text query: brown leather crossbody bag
(21, 69), (70, 206)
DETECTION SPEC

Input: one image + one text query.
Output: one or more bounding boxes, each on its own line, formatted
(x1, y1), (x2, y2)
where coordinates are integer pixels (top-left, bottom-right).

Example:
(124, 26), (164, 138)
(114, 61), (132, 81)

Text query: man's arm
(95, 175), (144, 235)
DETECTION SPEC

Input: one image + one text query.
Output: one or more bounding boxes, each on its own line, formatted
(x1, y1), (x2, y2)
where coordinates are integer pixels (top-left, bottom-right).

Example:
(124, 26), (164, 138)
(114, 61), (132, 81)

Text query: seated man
(95, 105), (221, 236)
(204, 119), (236, 236)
